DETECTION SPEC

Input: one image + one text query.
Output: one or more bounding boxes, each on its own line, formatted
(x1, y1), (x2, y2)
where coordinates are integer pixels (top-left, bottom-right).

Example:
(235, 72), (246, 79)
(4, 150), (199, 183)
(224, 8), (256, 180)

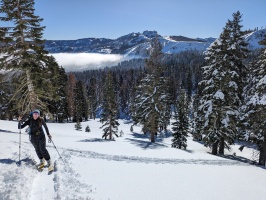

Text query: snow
(249, 93), (266, 106)
(229, 81), (238, 89)
(1, 119), (266, 200)
(214, 90), (225, 100)
(244, 29), (266, 50)
(258, 75), (266, 86)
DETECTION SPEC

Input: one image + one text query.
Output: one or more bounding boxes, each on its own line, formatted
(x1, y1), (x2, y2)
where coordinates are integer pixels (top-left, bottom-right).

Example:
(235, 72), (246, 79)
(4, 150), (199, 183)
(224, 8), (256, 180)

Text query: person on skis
(18, 109), (53, 169)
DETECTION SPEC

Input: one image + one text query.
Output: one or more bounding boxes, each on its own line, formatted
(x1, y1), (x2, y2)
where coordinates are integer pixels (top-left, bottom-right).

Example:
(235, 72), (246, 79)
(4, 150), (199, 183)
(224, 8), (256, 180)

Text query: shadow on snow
(78, 138), (113, 143)
(0, 157), (35, 166)
(125, 138), (168, 149)
(0, 129), (17, 134)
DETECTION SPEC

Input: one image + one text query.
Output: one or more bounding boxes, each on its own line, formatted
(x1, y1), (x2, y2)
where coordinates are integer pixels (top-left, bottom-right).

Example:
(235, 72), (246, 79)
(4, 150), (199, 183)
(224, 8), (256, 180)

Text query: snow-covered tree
(100, 71), (120, 140)
(0, 0), (59, 112)
(244, 36), (266, 165)
(172, 89), (189, 149)
(132, 37), (171, 142)
(227, 11), (249, 92)
(197, 19), (243, 155)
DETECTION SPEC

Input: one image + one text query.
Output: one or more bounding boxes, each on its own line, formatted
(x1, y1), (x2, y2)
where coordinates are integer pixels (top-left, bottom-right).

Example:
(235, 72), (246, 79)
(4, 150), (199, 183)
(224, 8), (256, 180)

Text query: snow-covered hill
(1, 119), (266, 200)
(45, 29), (266, 57)
(244, 29), (266, 50)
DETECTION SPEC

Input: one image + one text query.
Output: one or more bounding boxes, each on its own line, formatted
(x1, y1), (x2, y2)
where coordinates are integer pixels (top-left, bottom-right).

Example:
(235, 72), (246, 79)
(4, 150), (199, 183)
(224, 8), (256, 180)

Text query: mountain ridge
(45, 29), (266, 57)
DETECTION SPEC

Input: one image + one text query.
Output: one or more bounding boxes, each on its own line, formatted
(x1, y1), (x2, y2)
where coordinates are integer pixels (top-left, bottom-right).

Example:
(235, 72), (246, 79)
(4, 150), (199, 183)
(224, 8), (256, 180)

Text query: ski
(48, 164), (54, 175)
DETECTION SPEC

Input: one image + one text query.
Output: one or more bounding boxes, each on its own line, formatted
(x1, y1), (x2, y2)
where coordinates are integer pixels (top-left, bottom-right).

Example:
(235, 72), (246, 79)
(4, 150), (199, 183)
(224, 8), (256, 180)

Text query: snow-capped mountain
(45, 29), (266, 57)
(244, 29), (266, 50)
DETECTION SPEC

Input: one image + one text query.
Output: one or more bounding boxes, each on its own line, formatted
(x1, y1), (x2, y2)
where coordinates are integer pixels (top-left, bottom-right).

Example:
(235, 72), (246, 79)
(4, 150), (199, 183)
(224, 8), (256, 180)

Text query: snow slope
(0, 119), (266, 200)
(244, 29), (266, 50)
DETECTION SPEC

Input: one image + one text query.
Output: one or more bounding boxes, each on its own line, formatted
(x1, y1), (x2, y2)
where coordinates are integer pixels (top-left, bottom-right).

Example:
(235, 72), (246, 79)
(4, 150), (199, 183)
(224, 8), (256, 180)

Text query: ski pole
(49, 138), (65, 164)
(18, 120), (22, 165)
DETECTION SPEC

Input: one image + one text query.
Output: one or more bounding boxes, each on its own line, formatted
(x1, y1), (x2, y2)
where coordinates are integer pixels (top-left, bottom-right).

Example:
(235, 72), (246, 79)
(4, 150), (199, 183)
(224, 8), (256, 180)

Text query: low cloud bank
(51, 53), (124, 72)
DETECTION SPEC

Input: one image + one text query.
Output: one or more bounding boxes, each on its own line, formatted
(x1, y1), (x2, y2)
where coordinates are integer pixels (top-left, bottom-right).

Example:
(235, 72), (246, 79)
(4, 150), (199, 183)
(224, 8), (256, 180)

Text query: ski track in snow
(0, 145), (93, 200)
(63, 148), (251, 166)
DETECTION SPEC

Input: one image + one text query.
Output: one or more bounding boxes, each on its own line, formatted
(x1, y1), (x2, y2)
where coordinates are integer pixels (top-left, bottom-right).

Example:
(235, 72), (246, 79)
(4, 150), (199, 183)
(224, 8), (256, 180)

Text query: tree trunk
(109, 114), (112, 140)
(212, 142), (218, 155)
(259, 138), (266, 166)
(26, 69), (37, 110)
(219, 138), (225, 155)
(150, 132), (155, 143)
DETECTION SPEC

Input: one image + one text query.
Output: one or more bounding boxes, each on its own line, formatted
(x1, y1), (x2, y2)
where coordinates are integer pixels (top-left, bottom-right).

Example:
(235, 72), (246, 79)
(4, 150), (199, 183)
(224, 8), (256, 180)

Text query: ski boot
(37, 158), (46, 171)
(47, 159), (54, 174)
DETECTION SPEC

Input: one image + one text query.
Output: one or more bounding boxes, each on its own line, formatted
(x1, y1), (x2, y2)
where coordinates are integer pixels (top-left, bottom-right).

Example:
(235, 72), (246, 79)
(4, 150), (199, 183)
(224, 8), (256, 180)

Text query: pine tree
(100, 71), (120, 140)
(244, 36), (266, 166)
(191, 93), (202, 141)
(0, 73), (9, 119)
(227, 11), (249, 90)
(67, 73), (76, 121)
(0, 0), (58, 112)
(132, 37), (171, 142)
(158, 75), (172, 132)
(119, 130), (124, 137)
(74, 81), (88, 122)
(55, 66), (68, 122)
(172, 89), (189, 149)
(75, 121), (82, 131)
(47, 62), (68, 122)
(85, 125), (91, 132)
(87, 78), (97, 119)
(197, 20), (242, 155)
(226, 11), (249, 138)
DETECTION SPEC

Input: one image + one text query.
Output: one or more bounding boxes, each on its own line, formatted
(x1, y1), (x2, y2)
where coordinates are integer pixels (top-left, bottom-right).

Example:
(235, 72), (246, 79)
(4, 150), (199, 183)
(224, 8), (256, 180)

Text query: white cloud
(51, 53), (124, 72)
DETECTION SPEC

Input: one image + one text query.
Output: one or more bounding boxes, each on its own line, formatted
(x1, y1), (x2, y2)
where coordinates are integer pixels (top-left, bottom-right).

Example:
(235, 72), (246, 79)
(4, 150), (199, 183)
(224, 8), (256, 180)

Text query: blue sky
(34, 0), (266, 40)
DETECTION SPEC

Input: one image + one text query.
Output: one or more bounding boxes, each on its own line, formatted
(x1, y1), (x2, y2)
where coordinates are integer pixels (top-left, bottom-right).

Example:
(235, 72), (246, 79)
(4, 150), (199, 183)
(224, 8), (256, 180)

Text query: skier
(18, 109), (53, 171)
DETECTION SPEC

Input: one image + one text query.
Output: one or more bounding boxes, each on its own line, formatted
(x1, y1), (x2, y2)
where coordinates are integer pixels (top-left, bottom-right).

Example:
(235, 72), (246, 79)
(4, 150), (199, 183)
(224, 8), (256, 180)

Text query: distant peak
(142, 30), (159, 38)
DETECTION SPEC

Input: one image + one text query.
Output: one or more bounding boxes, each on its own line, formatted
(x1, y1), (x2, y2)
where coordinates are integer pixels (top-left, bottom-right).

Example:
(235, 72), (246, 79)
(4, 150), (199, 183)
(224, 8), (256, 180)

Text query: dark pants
(30, 133), (50, 160)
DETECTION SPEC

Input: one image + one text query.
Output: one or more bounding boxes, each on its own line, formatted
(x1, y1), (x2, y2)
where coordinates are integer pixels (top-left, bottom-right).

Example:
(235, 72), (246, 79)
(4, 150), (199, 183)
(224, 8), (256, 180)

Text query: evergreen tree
(75, 121), (82, 131)
(172, 89), (189, 149)
(67, 73), (76, 121)
(100, 71), (120, 140)
(0, 0), (58, 112)
(87, 78), (97, 119)
(119, 130), (124, 137)
(74, 81), (88, 122)
(0, 73), (9, 119)
(227, 11), (249, 92)
(47, 62), (68, 122)
(197, 21), (242, 155)
(158, 75), (172, 132)
(132, 37), (171, 142)
(85, 125), (91, 132)
(244, 36), (266, 165)
(191, 93), (202, 141)
(55, 66), (68, 122)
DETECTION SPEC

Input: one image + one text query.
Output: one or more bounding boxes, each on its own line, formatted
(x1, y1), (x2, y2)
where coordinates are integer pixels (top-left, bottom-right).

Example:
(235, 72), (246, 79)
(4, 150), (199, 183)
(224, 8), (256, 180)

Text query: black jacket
(18, 117), (50, 136)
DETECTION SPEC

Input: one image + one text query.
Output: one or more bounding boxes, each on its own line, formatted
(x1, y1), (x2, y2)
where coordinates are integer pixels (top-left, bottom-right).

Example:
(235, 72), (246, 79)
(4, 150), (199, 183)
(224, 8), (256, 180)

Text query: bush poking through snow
(85, 125), (91, 132)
